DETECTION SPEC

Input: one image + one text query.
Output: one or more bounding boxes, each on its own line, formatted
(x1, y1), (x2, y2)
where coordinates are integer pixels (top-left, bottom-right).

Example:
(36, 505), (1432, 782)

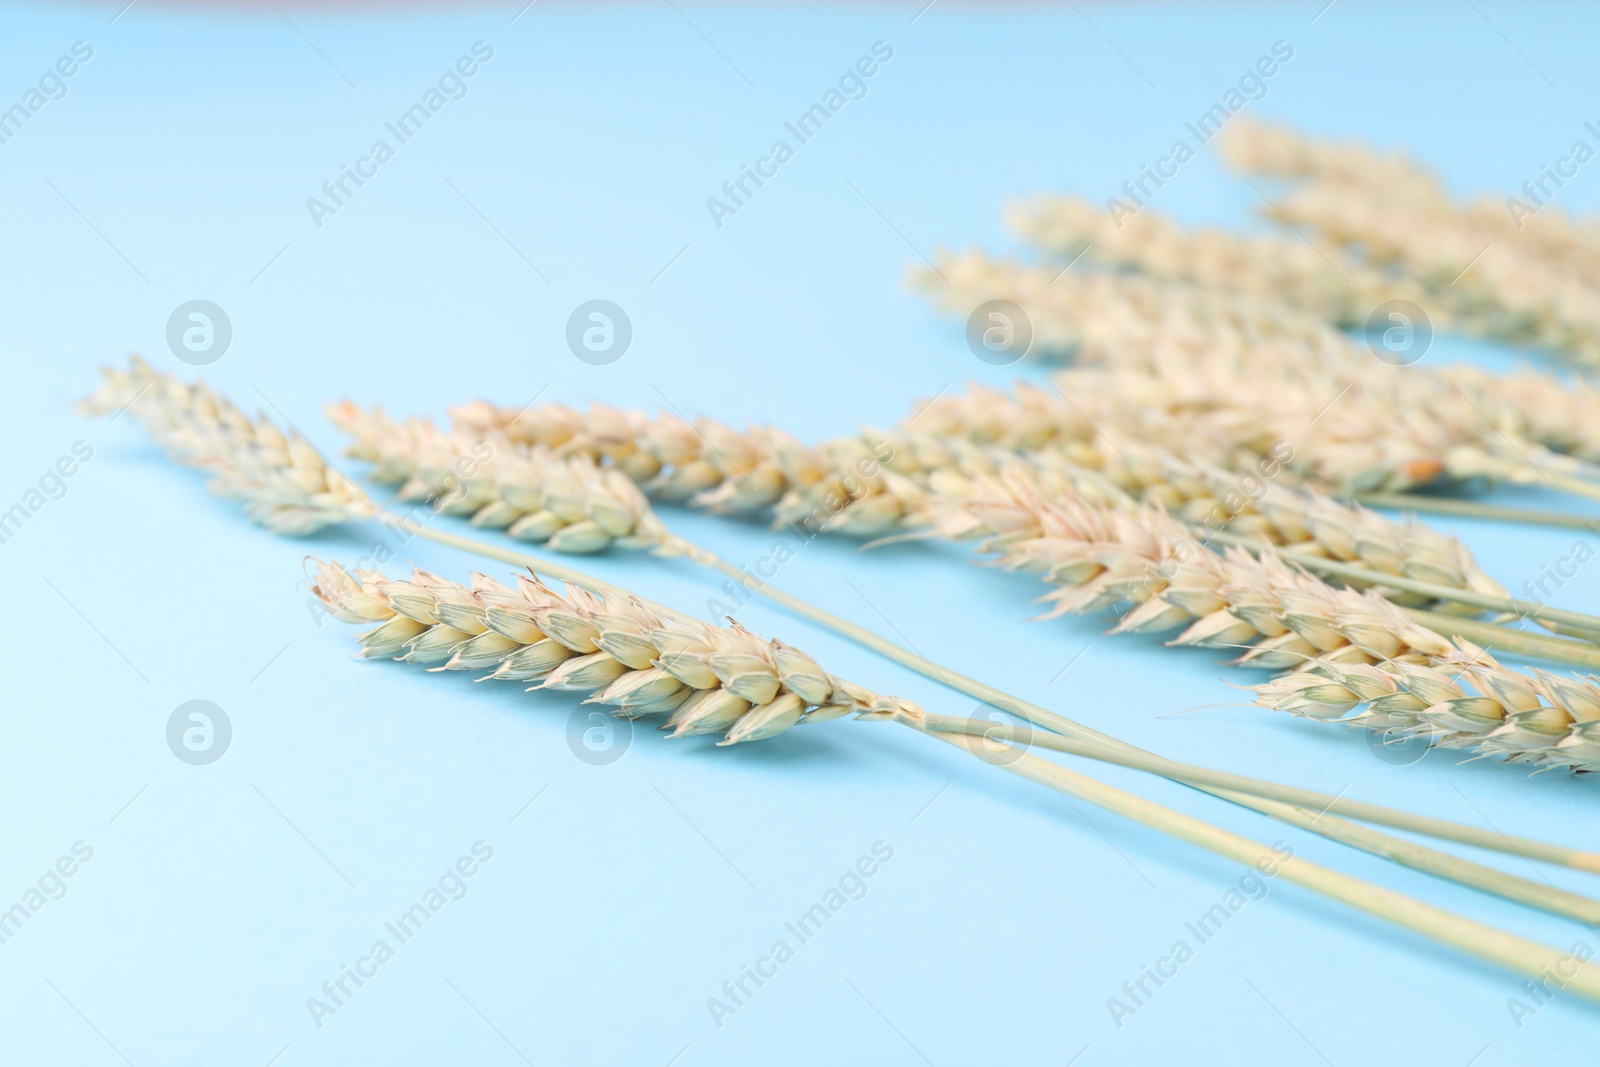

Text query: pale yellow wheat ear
(1002, 194), (1405, 330)
(308, 558), (1600, 1008)
(994, 201), (1600, 470)
(308, 559), (917, 745)
(1256, 642), (1600, 773)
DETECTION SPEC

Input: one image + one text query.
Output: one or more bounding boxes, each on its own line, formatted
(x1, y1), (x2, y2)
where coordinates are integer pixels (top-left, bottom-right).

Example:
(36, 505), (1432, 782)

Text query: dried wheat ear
(309, 560), (920, 745)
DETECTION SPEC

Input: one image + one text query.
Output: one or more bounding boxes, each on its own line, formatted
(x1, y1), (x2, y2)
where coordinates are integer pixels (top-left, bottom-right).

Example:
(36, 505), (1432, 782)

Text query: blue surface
(3, 1), (1599, 1063)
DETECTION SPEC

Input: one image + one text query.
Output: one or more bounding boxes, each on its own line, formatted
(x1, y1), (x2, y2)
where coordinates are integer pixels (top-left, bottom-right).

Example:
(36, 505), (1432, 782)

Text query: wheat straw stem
(924, 714), (1600, 921)
(401, 520), (1600, 878)
(1541, 470), (1600, 504)
(921, 713), (1600, 908)
(1398, 607), (1600, 670)
(921, 727), (1600, 1004)
(1354, 492), (1600, 530)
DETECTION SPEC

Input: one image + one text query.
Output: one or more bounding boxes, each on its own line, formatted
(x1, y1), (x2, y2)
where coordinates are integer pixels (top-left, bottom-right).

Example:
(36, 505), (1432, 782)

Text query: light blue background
(2, 1), (1599, 1063)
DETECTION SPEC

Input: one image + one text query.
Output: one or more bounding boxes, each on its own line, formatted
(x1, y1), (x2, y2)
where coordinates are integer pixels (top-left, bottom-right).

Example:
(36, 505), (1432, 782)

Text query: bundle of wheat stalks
(79, 360), (1600, 1003)
(84, 355), (1600, 771)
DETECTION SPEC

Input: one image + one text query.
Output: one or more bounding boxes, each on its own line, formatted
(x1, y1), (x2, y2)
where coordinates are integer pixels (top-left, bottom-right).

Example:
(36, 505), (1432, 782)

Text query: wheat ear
(81, 359), (1600, 890)
(1256, 644), (1600, 774)
(309, 559), (913, 744)
(337, 389), (1600, 764)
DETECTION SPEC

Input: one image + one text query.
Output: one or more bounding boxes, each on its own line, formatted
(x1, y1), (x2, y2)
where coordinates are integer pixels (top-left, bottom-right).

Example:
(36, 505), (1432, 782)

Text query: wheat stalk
(927, 726), (1600, 1007)
(1256, 643), (1600, 773)
(311, 558), (1600, 1001)
(325, 384), (1600, 751)
(329, 390), (1600, 667)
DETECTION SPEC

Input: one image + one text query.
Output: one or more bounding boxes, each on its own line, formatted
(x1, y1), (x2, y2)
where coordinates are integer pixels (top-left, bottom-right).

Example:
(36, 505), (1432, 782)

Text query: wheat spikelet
(1255, 644), (1600, 773)
(308, 559), (921, 744)
(77, 357), (375, 534)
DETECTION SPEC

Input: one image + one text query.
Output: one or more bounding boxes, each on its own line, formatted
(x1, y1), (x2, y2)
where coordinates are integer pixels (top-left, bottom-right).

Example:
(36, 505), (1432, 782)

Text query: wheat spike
(78, 357), (375, 534)
(1255, 643), (1600, 773)
(333, 398), (1516, 675)
(309, 559), (920, 744)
